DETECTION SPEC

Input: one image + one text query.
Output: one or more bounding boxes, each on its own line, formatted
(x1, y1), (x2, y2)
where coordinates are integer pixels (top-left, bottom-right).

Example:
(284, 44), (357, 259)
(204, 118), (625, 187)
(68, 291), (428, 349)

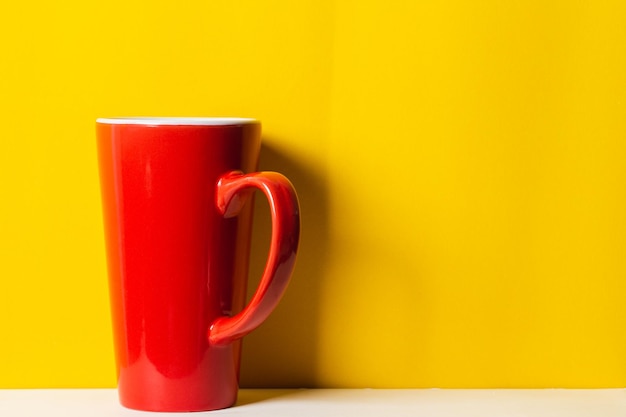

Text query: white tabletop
(1, 388), (625, 416)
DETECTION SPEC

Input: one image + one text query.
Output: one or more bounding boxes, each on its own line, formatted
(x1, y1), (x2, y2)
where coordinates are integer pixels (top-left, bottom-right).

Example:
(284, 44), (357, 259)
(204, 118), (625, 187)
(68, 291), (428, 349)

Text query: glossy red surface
(96, 119), (300, 412)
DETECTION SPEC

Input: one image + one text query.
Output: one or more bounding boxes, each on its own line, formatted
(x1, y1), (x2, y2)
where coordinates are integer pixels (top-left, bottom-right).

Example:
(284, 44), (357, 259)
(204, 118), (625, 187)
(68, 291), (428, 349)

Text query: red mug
(96, 117), (300, 412)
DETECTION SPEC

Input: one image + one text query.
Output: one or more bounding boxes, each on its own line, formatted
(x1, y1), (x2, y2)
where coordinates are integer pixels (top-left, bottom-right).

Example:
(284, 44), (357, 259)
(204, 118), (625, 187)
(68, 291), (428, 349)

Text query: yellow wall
(1, 0), (626, 388)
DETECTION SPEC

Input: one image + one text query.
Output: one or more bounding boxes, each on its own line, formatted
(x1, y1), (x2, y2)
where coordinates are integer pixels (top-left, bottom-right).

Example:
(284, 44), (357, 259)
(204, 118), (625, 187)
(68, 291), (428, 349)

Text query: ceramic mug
(96, 117), (300, 412)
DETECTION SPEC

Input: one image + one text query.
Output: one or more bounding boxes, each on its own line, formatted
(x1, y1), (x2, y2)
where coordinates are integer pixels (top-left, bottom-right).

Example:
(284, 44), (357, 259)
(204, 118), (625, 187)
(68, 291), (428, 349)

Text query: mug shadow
(234, 389), (300, 407)
(239, 139), (330, 388)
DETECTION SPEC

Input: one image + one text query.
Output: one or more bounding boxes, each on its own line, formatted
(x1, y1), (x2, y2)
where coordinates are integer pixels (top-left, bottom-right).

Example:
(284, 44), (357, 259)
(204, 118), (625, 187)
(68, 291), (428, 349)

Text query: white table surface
(1, 388), (625, 416)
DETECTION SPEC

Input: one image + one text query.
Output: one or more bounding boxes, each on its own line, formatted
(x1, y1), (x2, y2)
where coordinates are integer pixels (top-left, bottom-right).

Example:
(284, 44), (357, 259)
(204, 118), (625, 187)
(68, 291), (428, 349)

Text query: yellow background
(1, 0), (626, 388)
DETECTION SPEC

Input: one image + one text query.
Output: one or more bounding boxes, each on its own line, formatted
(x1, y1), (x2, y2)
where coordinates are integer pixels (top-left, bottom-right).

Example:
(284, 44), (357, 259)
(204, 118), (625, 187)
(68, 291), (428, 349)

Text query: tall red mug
(96, 117), (300, 412)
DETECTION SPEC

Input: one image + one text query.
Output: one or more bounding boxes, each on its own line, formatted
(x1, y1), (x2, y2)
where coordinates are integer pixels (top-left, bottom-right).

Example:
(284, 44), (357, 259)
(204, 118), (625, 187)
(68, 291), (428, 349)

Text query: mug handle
(208, 170), (300, 346)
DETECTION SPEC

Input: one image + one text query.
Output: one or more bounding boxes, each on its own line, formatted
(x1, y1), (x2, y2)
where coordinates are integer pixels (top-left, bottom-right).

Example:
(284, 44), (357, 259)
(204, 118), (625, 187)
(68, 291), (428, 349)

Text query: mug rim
(96, 117), (258, 126)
